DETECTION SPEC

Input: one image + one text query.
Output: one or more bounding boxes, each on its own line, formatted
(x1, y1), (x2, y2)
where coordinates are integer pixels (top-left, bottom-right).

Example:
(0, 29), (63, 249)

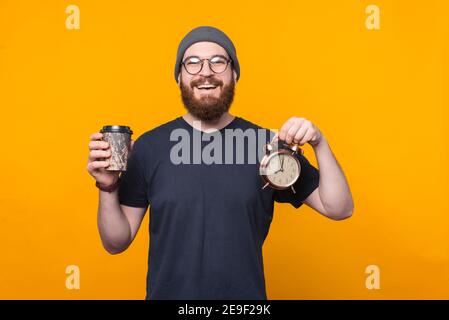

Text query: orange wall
(0, 0), (448, 299)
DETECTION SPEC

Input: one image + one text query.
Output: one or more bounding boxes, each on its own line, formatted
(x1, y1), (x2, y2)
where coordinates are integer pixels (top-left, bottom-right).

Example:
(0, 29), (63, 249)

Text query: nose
(198, 60), (213, 77)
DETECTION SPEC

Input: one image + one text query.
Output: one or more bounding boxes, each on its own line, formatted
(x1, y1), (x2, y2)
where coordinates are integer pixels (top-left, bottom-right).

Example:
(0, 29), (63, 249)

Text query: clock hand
(280, 155), (284, 172)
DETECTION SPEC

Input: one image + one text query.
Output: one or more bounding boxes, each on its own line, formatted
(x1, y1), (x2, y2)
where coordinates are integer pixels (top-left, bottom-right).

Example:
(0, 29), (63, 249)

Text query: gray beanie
(174, 26), (240, 83)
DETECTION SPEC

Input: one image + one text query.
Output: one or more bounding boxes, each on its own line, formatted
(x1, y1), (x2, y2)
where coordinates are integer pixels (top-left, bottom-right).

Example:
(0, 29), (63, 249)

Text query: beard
(180, 75), (235, 122)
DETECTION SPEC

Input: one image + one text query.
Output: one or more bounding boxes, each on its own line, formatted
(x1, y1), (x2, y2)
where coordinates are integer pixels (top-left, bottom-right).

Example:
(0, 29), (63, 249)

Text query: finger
(278, 118), (296, 141)
(89, 149), (111, 161)
(293, 124), (308, 144)
(299, 129), (314, 146)
(309, 131), (322, 146)
(130, 139), (135, 151)
(88, 140), (109, 151)
(270, 132), (279, 143)
(89, 160), (110, 170)
(90, 132), (103, 141)
(285, 121), (303, 144)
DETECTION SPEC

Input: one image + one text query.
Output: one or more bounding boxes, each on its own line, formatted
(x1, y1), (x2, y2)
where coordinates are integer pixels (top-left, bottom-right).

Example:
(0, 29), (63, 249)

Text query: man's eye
(211, 57), (226, 64)
(186, 58), (201, 64)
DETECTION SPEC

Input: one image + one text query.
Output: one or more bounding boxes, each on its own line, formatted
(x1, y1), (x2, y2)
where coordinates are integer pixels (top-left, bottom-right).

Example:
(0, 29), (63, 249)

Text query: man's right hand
(87, 132), (134, 187)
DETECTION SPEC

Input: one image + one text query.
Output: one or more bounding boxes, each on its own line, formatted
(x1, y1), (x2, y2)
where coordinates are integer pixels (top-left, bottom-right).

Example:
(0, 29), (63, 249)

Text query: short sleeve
(118, 137), (149, 209)
(274, 152), (320, 208)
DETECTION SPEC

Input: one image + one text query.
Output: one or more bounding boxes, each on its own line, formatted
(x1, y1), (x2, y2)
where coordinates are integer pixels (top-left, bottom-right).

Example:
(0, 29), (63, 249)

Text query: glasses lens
(184, 57), (202, 74)
(209, 56), (228, 73)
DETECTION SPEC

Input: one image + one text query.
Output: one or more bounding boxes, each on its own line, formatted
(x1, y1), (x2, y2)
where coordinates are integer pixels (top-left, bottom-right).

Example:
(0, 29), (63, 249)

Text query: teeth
(197, 85), (217, 89)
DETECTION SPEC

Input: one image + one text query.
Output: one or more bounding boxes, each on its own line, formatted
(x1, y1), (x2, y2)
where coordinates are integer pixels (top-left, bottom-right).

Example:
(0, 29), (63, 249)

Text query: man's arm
(97, 187), (147, 254)
(302, 136), (353, 220)
(278, 117), (354, 220)
(88, 132), (148, 254)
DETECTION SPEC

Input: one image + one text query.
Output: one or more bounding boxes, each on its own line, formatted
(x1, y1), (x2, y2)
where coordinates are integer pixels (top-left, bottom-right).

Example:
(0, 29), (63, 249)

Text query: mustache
(189, 76), (224, 89)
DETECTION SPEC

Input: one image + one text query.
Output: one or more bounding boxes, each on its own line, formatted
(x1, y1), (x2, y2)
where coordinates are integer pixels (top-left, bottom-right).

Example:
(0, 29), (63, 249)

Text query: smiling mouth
(196, 84), (218, 91)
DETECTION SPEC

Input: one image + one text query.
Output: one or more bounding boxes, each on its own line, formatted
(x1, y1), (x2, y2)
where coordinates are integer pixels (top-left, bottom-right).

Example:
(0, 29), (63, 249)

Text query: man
(87, 26), (354, 300)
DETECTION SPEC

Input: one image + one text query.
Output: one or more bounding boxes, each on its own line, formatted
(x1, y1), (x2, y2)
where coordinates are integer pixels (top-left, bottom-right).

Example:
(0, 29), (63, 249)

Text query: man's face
(179, 41), (237, 122)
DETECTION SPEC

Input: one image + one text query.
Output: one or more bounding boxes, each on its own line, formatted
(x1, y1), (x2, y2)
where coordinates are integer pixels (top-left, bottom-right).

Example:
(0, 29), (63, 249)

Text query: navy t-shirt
(118, 116), (320, 300)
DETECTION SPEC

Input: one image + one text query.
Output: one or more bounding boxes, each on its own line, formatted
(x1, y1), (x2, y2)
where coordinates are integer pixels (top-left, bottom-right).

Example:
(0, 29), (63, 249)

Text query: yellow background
(1, 0), (448, 299)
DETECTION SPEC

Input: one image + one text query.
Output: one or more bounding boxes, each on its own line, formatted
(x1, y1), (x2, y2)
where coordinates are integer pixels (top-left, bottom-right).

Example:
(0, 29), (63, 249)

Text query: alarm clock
(259, 137), (304, 194)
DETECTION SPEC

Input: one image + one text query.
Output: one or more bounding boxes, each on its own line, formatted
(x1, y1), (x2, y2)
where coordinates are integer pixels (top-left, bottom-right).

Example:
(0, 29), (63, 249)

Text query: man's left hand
(278, 117), (323, 147)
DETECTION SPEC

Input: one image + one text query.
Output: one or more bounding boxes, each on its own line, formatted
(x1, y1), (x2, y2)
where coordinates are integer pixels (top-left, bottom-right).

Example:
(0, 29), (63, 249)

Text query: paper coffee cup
(100, 125), (133, 171)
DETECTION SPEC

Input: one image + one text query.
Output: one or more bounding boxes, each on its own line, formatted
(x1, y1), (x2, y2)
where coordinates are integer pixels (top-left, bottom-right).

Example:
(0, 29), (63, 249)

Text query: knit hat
(174, 26), (240, 83)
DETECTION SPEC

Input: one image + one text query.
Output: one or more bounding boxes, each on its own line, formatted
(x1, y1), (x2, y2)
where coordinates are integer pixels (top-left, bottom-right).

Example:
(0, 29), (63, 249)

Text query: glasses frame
(181, 55), (232, 75)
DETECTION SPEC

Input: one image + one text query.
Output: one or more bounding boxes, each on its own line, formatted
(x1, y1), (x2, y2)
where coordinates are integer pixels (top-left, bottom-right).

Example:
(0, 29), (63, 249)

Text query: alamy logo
(65, 5), (80, 30)
(365, 264), (380, 289)
(169, 121), (276, 165)
(365, 5), (380, 30)
(65, 265), (80, 290)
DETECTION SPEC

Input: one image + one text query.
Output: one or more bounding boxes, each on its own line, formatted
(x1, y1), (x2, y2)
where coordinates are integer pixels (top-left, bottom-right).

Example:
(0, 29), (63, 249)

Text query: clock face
(265, 153), (300, 188)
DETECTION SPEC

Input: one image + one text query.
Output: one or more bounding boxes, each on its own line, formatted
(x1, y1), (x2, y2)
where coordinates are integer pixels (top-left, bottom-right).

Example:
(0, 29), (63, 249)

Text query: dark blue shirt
(118, 116), (320, 299)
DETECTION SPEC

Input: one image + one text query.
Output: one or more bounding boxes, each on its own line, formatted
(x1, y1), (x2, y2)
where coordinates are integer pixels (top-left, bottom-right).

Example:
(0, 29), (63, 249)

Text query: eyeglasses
(182, 55), (231, 75)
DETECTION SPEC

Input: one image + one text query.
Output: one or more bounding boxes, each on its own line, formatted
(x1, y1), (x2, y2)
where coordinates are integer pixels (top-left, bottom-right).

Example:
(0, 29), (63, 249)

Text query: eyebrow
(183, 54), (230, 61)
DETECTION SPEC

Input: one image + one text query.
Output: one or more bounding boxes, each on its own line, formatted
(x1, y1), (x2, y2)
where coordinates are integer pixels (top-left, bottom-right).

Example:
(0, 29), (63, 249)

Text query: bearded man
(87, 26), (354, 300)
